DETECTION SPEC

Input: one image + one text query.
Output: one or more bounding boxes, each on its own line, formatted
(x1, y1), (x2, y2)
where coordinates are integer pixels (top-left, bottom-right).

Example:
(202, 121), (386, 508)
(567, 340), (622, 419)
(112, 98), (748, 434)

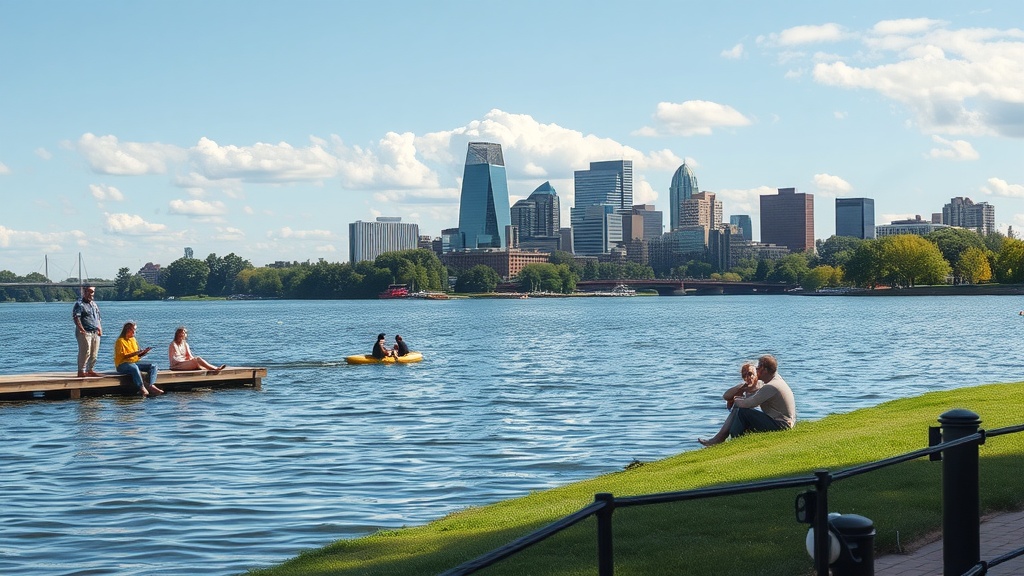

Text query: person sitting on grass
(168, 326), (226, 372)
(698, 355), (795, 446)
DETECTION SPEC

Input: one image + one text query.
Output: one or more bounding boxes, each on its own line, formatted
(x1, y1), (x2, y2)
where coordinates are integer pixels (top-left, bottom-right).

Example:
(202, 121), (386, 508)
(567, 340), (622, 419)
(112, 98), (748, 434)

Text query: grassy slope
(247, 382), (1024, 576)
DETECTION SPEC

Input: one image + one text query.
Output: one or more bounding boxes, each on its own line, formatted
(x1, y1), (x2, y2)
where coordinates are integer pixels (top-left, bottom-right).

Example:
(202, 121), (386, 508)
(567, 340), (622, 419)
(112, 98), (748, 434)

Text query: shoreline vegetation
(247, 382), (1024, 576)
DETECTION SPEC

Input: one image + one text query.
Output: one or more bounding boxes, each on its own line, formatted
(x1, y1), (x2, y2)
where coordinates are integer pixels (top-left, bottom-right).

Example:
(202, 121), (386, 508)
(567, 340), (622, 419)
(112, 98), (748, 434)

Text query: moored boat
(379, 284), (409, 299)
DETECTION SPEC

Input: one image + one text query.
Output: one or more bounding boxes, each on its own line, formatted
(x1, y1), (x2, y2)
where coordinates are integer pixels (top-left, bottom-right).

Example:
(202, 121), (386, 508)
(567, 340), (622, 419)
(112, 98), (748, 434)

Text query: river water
(1, 296), (1021, 574)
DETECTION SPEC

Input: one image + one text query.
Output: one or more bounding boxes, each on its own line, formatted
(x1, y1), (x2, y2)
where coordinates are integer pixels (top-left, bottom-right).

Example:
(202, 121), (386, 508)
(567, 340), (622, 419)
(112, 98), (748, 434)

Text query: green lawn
(247, 382), (1024, 576)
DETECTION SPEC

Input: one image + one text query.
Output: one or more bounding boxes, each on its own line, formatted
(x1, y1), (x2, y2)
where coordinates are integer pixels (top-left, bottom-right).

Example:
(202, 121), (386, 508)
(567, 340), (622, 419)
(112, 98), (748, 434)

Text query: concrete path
(875, 509), (1024, 575)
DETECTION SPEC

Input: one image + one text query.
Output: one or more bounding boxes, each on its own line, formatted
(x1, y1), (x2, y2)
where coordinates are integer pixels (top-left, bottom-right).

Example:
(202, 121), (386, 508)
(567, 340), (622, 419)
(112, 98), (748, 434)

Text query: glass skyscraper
(456, 142), (511, 250)
(571, 160), (632, 255)
(730, 215), (752, 242)
(669, 163), (700, 232)
(835, 198), (875, 239)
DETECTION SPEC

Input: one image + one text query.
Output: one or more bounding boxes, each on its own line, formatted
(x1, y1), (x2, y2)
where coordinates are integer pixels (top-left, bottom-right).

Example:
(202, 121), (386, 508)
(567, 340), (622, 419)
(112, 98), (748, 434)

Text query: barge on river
(0, 367), (267, 400)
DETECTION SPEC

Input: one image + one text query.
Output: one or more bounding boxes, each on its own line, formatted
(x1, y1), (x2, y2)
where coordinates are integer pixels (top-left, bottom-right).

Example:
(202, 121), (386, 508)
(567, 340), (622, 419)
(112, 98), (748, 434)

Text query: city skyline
(3, 1), (1024, 278)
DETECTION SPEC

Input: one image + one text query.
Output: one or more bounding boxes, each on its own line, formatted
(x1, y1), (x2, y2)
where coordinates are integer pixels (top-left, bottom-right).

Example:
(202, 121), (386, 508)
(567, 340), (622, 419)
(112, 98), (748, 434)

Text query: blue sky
(2, 1), (1023, 279)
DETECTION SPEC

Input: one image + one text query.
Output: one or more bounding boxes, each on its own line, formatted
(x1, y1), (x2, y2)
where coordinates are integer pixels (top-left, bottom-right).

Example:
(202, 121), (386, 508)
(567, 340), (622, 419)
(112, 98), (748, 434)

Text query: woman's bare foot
(214, 364), (226, 373)
(698, 437), (722, 447)
(86, 370), (101, 377)
(146, 384), (164, 396)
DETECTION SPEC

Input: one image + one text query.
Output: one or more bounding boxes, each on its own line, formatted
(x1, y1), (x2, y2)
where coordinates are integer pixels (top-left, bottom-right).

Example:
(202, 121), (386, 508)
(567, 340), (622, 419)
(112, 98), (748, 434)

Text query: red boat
(379, 284), (409, 299)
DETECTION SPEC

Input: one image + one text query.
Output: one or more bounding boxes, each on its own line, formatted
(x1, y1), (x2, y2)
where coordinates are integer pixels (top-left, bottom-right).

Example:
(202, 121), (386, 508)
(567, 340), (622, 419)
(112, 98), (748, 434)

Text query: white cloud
(806, 22), (1024, 137)
(721, 43), (744, 59)
(982, 177), (1024, 198)
(77, 133), (184, 175)
(212, 227), (246, 241)
(813, 173), (853, 195)
(0, 162), (9, 175)
(0, 225), (85, 250)
(314, 244), (337, 253)
(89, 184), (125, 201)
(275, 227), (333, 240)
(168, 199), (228, 216)
(769, 23), (847, 46)
(714, 185), (777, 215)
(834, 111), (848, 119)
(190, 137), (340, 183)
(636, 100), (753, 136)
(927, 135), (980, 160)
(104, 213), (168, 235)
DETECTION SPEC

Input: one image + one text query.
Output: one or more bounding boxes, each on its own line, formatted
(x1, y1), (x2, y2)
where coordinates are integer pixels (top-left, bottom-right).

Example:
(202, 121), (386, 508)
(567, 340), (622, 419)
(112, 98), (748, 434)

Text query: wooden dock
(0, 367), (267, 400)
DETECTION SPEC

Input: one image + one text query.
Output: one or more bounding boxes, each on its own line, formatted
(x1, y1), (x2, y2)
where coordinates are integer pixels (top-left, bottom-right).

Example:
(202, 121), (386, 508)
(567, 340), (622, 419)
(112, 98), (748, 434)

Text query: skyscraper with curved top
(456, 142), (511, 250)
(669, 163), (700, 232)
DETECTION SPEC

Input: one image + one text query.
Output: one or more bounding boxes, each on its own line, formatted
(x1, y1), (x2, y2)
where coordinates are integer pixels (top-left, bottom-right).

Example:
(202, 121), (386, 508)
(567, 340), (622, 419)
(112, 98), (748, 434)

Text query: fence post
(813, 470), (832, 576)
(595, 492), (615, 576)
(939, 408), (981, 576)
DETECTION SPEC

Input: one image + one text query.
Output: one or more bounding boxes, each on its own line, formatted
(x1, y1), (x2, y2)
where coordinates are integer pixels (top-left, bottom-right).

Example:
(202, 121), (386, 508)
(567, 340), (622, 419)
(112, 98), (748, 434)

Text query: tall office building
(456, 142), (512, 250)
(669, 163), (700, 232)
(510, 181), (560, 238)
(681, 191), (722, 231)
(628, 204), (663, 241)
(571, 160), (632, 255)
(349, 217), (420, 263)
(760, 187), (814, 253)
(835, 198), (875, 239)
(942, 197), (995, 235)
(729, 215), (752, 242)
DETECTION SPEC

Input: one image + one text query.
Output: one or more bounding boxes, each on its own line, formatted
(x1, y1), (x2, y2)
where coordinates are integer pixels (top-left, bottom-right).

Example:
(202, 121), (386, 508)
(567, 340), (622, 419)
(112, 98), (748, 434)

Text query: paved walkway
(875, 509), (1024, 575)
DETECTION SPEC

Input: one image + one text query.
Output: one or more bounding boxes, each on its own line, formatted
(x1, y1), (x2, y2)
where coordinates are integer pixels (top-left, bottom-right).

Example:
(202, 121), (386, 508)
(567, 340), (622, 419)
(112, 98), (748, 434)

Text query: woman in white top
(168, 326), (226, 372)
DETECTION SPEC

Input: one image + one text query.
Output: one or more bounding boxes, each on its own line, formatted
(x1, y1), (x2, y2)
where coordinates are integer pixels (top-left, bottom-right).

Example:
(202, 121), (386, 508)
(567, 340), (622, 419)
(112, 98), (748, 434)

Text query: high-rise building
(349, 217), (420, 263)
(511, 181), (560, 238)
(681, 192), (722, 231)
(729, 215), (752, 242)
(669, 163), (700, 232)
(760, 187), (814, 253)
(571, 160), (632, 255)
(456, 142), (512, 250)
(942, 197), (995, 235)
(626, 204), (663, 241)
(835, 198), (875, 239)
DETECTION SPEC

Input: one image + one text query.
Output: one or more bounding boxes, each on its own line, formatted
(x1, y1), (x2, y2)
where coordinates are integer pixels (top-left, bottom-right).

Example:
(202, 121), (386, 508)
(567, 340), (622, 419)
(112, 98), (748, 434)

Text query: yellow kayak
(345, 351), (423, 365)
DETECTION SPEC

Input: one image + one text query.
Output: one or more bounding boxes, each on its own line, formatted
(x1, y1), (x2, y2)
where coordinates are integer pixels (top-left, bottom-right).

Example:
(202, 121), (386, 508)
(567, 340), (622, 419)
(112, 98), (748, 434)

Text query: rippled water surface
(1, 296), (1022, 574)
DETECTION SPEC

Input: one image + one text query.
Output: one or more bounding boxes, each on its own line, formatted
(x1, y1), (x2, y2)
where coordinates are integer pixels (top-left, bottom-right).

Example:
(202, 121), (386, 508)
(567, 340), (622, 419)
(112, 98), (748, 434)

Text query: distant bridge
(0, 282), (115, 288)
(575, 278), (799, 296)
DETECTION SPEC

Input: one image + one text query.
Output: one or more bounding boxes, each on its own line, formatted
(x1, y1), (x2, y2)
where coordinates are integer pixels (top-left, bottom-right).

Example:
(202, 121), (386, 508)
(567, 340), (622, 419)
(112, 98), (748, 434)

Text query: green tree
(768, 253), (810, 284)
(880, 234), (951, 287)
(801, 265), (840, 291)
(114, 267), (133, 300)
(994, 237), (1024, 283)
(455, 265), (501, 293)
(161, 258), (211, 297)
(956, 246), (992, 284)
(844, 239), (886, 288)
(816, 236), (864, 268)
(926, 228), (985, 282)
(205, 253), (253, 296)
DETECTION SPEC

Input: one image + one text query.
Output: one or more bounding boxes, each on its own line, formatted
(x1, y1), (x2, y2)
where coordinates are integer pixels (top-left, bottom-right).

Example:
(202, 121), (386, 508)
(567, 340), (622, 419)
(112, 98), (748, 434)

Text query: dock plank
(0, 367), (266, 399)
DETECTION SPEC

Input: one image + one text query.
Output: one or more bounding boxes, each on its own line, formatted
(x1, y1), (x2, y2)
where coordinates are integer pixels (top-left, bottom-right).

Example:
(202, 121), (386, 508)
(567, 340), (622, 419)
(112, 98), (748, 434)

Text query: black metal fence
(439, 409), (1024, 576)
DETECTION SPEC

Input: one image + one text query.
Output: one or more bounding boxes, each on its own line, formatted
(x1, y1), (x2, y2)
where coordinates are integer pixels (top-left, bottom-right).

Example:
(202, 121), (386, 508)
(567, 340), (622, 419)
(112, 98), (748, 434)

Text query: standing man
(73, 284), (103, 377)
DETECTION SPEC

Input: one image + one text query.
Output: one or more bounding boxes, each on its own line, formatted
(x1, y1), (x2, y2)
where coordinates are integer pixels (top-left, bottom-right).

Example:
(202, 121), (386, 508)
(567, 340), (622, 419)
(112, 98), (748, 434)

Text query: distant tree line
(2, 228), (1018, 302)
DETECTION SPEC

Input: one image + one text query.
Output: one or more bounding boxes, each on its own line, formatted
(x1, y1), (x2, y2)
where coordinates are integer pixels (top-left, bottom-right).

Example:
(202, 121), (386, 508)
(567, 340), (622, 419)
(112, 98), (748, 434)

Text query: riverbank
(250, 382), (1024, 576)
(800, 283), (1024, 296)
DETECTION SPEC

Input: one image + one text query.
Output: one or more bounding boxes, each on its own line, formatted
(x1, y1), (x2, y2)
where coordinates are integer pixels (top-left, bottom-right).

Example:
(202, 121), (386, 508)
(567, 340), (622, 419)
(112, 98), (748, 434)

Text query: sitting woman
(372, 333), (395, 359)
(114, 321), (163, 396)
(698, 362), (761, 446)
(392, 334), (409, 357)
(168, 326), (226, 372)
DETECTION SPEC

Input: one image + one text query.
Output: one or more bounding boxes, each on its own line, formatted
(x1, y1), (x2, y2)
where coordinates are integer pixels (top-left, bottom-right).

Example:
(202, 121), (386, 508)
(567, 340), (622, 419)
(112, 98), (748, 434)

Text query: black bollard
(829, 514), (875, 576)
(939, 408), (981, 576)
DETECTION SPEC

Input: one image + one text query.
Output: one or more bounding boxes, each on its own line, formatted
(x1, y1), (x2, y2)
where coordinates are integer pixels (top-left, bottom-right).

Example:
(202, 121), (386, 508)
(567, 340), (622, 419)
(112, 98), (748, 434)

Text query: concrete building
(440, 249), (551, 281)
(876, 216), (951, 237)
(349, 217), (420, 263)
(760, 187), (814, 253)
(137, 262), (161, 285)
(943, 197), (995, 235)
(456, 142), (511, 250)
(836, 198), (876, 239)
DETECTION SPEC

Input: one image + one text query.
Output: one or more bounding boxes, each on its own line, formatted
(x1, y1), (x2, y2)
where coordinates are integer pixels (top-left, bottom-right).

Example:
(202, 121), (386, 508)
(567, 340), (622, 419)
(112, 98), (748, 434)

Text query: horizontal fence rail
(439, 412), (1024, 576)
